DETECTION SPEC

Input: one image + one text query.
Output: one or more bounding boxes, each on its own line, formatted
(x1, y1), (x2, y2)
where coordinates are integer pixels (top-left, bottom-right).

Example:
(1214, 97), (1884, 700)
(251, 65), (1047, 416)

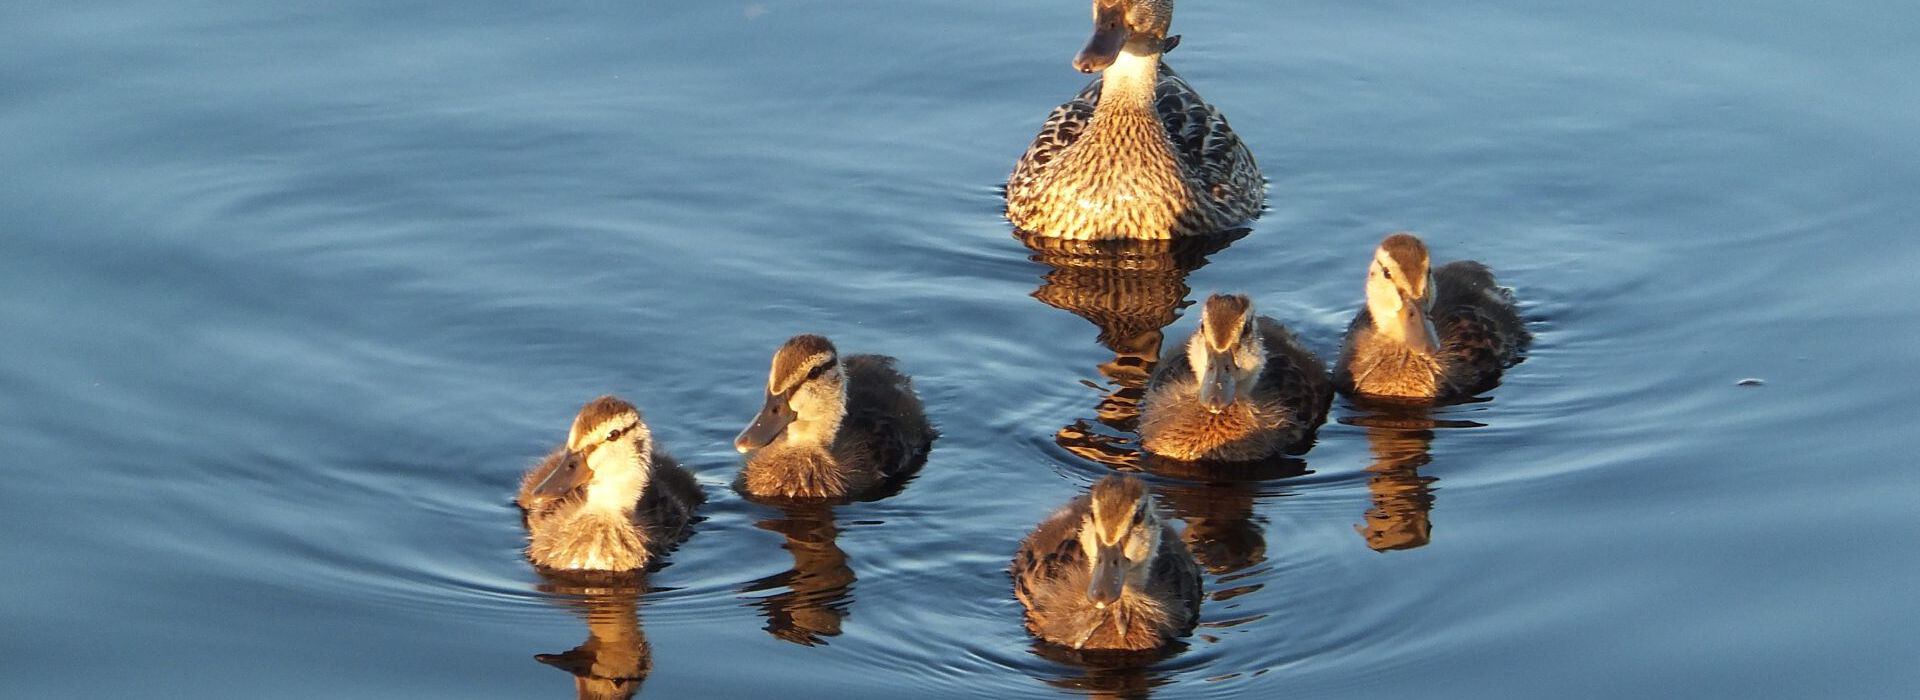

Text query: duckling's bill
(531, 450), (591, 500)
(734, 390), (795, 453)
(1197, 350), (1236, 412)
(1086, 543), (1128, 607)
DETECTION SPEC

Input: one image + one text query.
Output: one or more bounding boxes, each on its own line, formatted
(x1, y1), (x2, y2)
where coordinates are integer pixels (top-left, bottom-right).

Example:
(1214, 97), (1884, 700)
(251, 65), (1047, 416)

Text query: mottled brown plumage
(735, 336), (936, 501)
(1013, 475), (1202, 651)
(1006, 0), (1263, 240)
(518, 396), (703, 574)
(1139, 295), (1332, 462)
(1335, 233), (1530, 401)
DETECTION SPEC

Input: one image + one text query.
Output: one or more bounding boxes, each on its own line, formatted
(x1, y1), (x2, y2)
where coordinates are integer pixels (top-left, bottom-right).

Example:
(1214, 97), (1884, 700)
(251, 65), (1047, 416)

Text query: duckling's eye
(1380, 265), (1393, 280)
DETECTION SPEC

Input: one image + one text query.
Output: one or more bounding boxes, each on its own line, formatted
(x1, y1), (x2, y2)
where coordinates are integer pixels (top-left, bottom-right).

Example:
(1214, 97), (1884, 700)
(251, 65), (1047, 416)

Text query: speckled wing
(1154, 66), (1260, 205)
(1010, 78), (1102, 187)
(1143, 338), (1195, 396)
(1432, 261), (1530, 395)
(1149, 521), (1204, 635)
(638, 451), (703, 543)
(842, 354), (937, 482)
(1252, 317), (1334, 448)
(1012, 497), (1092, 612)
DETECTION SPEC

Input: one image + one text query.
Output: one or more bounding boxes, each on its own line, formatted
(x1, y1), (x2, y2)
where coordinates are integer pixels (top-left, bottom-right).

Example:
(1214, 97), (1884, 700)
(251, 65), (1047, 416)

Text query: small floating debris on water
(1736, 378), (1765, 387)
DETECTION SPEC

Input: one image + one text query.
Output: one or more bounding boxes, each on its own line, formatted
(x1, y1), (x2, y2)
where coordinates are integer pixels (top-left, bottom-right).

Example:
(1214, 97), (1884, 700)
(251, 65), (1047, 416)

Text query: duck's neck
(582, 444), (649, 516)
(1093, 50), (1163, 121)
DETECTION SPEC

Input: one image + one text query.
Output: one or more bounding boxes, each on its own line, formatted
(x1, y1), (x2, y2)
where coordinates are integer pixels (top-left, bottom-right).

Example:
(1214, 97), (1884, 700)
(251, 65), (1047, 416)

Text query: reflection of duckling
(1346, 405), (1450, 552)
(734, 335), (936, 501)
(1013, 475), (1201, 651)
(1006, 0), (1263, 240)
(533, 580), (650, 700)
(1139, 294), (1332, 462)
(1033, 640), (1175, 700)
(739, 504), (855, 646)
(1335, 233), (1529, 401)
(518, 396), (703, 574)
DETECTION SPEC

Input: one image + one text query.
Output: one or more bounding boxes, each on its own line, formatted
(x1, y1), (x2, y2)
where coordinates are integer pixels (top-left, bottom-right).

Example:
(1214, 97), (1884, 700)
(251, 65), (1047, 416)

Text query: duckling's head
(735, 335), (848, 453)
(1365, 233), (1440, 354)
(1187, 293), (1266, 413)
(1079, 474), (1163, 609)
(530, 396), (655, 512)
(1074, 0), (1180, 73)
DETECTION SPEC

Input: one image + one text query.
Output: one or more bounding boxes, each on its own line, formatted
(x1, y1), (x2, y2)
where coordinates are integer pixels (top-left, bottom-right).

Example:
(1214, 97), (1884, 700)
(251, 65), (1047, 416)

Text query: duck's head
(1074, 0), (1180, 73)
(1187, 293), (1266, 413)
(735, 335), (848, 453)
(1079, 475), (1163, 610)
(530, 396), (655, 510)
(1364, 233), (1440, 354)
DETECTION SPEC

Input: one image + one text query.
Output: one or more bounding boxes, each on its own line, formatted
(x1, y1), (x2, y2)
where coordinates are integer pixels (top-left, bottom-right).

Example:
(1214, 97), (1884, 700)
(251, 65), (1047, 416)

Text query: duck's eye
(1381, 266), (1393, 280)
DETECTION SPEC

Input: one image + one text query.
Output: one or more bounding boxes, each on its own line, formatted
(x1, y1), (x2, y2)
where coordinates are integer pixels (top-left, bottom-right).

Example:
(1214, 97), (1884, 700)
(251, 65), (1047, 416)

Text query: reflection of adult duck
(733, 334), (936, 502)
(1006, 0), (1263, 240)
(738, 503), (856, 646)
(532, 579), (650, 700)
(1020, 231), (1243, 466)
(517, 396), (703, 574)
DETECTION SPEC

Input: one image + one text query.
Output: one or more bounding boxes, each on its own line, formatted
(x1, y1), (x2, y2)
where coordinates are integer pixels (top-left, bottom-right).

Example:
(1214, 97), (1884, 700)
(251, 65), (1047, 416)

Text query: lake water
(4, 1), (1918, 698)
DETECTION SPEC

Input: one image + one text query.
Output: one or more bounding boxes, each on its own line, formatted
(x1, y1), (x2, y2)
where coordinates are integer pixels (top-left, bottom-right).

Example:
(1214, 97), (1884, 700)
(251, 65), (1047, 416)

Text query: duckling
(1012, 474), (1202, 651)
(1138, 294), (1332, 461)
(734, 335), (936, 501)
(1334, 233), (1530, 401)
(518, 396), (703, 574)
(1006, 0), (1263, 240)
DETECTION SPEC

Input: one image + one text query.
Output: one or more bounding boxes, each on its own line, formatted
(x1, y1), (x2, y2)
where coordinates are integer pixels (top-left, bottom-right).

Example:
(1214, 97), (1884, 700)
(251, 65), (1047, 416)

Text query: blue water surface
(3, 1), (1917, 698)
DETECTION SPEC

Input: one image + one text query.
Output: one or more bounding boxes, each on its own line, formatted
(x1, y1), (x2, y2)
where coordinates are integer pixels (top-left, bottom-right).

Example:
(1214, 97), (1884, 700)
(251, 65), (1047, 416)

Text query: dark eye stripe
(604, 422), (639, 443)
(804, 356), (838, 382)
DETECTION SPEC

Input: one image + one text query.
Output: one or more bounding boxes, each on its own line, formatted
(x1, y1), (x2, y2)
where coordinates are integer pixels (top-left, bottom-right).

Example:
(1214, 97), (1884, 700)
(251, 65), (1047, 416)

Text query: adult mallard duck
(1006, 0), (1263, 240)
(1012, 474), (1202, 651)
(1334, 233), (1530, 401)
(1138, 294), (1332, 461)
(517, 396), (703, 574)
(733, 335), (936, 501)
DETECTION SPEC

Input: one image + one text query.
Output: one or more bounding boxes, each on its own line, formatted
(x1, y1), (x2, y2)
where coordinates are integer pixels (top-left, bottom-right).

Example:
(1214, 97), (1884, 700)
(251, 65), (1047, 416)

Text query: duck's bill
(531, 450), (591, 498)
(1073, 2), (1128, 73)
(733, 392), (795, 453)
(1397, 302), (1440, 355)
(1197, 354), (1235, 412)
(1086, 544), (1127, 607)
